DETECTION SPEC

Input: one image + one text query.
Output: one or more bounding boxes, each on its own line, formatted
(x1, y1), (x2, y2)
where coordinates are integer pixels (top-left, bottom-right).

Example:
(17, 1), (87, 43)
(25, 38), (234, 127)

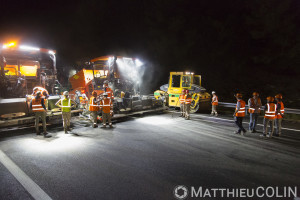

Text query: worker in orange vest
(211, 91), (218, 116)
(103, 80), (114, 100)
(30, 91), (51, 138)
(185, 90), (192, 120)
(89, 91), (100, 128)
(233, 93), (246, 135)
(179, 90), (186, 117)
(100, 93), (113, 128)
(275, 94), (284, 136)
(248, 92), (262, 133)
(261, 96), (277, 138)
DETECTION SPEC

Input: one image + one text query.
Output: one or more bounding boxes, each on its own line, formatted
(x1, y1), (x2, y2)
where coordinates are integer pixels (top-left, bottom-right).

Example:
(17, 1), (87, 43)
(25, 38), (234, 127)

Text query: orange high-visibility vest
(276, 102), (284, 119)
(264, 103), (277, 119)
(179, 95), (185, 104)
(185, 95), (192, 105)
(100, 98), (113, 113)
(235, 100), (246, 117)
(89, 97), (99, 111)
(212, 95), (218, 106)
(248, 98), (261, 113)
(32, 97), (45, 112)
(104, 87), (114, 99)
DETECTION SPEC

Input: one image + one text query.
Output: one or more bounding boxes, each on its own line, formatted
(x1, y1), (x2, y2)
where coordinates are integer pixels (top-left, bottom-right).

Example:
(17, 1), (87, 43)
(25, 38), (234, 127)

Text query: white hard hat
(103, 92), (108, 96)
(63, 91), (69, 96)
(212, 91), (216, 94)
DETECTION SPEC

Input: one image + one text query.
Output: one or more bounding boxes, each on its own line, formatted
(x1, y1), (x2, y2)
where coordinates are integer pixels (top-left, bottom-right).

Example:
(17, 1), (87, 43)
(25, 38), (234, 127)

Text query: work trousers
(90, 111), (98, 125)
(249, 113), (259, 131)
(211, 105), (218, 115)
(180, 104), (185, 116)
(234, 117), (246, 133)
(185, 104), (190, 119)
(275, 118), (282, 135)
(62, 111), (71, 130)
(35, 112), (46, 133)
(263, 118), (274, 136)
(102, 112), (112, 125)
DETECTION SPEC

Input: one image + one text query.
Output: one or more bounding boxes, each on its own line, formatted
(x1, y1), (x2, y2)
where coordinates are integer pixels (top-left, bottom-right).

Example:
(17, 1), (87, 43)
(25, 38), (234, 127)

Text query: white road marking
(193, 114), (300, 132)
(0, 150), (52, 200)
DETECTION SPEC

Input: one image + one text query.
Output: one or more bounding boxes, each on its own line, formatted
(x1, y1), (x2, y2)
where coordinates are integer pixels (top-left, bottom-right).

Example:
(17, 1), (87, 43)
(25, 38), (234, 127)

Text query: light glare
(19, 45), (40, 51)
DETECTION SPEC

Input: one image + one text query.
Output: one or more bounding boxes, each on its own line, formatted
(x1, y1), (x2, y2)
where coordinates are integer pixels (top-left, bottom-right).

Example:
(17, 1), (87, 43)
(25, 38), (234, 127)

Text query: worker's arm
(233, 101), (241, 116)
(276, 103), (281, 116)
(55, 99), (62, 108)
(41, 99), (47, 111)
(30, 100), (33, 110)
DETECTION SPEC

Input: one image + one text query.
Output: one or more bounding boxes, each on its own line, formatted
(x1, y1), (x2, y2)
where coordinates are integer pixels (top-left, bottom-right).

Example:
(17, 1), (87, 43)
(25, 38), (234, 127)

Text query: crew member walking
(248, 92), (262, 133)
(100, 93), (113, 128)
(89, 91), (100, 128)
(185, 90), (192, 120)
(211, 91), (218, 116)
(179, 90), (186, 117)
(261, 96), (277, 138)
(233, 93), (246, 135)
(30, 91), (51, 138)
(55, 91), (76, 133)
(275, 94), (284, 136)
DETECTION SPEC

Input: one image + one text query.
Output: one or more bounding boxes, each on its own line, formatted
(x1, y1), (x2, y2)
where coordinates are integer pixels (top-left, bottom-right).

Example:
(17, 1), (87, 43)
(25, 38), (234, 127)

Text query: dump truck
(69, 55), (164, 114)
(154, 72), (211, 113)
(0, 41), (63, 126)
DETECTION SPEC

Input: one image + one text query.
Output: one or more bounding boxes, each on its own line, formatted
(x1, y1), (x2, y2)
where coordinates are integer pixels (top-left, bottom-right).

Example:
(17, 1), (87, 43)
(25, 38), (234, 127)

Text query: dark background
(1, 0), (300, 107)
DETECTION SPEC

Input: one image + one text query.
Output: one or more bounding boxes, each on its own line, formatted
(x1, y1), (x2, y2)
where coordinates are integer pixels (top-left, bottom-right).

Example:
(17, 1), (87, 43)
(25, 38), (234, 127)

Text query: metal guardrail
(218, 102), (300, 115)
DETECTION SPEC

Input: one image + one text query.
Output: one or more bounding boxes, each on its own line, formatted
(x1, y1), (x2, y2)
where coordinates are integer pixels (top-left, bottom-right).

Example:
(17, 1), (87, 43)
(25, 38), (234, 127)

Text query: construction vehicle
(0, 41), (63, 125)
(69, 55), (164, 113)
(154, 72), (211, 112)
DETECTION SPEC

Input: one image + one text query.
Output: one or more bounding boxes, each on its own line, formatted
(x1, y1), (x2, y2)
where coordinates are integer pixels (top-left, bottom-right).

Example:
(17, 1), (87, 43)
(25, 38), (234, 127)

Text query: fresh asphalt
(0, 111), (299, 200)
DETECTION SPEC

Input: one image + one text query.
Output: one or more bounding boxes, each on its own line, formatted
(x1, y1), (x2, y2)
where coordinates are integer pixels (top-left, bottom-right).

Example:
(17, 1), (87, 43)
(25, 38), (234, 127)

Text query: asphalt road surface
(0, 111), (299, 200)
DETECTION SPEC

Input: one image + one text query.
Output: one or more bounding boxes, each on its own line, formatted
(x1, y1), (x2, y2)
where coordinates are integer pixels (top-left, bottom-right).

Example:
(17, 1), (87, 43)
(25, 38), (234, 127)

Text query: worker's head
(235, 93), (242, 99)
(185, 89), (189, 94)
(63, 91), (69, 98)
(103, 80), (109, 88)
(36, 91), (41, 98)
(266, 96), (274, 103)
(103, 93), (108, 98)
(92, 91), (97, 97)
(182, 89), (186, 94)
(212, 91), (216, 95)
(275, 94), (283, 101)
(252, 92), (259, 98)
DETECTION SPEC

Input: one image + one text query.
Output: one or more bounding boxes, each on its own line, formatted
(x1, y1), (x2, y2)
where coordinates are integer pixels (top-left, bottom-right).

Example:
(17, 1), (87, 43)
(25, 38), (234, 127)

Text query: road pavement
(0, 111), (299, 200)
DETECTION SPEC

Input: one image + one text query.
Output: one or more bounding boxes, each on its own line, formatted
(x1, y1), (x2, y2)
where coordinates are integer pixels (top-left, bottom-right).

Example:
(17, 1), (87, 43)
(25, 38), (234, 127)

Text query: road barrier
(218, 102), (300, 115)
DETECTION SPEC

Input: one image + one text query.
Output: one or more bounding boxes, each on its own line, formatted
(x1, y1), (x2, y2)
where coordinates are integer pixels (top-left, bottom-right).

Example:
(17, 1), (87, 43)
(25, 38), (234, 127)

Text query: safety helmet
(235, 93), (242, 98)
(212, 91), (216, 94)
(266, 96), (274, 102)
(185, 89), (189, 94)
(63, 91), (69, 96)
(92, 91), (97, 96)
(103, 80), (109, 84)
(103, 92), (108, 96)
(182, 89), (186, 94)
(252, 92), (259, 96)
(275, 94), (283, 99)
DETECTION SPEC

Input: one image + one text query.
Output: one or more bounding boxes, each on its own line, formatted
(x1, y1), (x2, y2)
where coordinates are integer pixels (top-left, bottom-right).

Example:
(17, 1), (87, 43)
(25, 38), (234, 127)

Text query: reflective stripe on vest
(236, 100), (246, 117)
(89, 97), (99, 111)
(185, 98), (192, 104)
(61, 98), (71, 112)
(32, 98), (44, 112)
(265, 103), (277, 119)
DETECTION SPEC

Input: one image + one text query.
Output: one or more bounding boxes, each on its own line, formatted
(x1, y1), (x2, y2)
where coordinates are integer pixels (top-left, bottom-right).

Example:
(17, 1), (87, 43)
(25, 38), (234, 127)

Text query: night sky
(1, 0), (300, 107)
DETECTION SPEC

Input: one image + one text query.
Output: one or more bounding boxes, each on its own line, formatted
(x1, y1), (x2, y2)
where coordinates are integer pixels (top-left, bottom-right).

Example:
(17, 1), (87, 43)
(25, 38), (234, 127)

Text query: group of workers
(221, 92), (284, 138)
(179, 89), (192, 120)
(30, 80), (115, 137)
(210, 91), (284, 137)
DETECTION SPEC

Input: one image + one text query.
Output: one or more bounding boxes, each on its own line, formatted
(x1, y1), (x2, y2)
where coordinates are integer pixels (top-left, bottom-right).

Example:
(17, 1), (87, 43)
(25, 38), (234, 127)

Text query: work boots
(44, 132), (52, 138)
